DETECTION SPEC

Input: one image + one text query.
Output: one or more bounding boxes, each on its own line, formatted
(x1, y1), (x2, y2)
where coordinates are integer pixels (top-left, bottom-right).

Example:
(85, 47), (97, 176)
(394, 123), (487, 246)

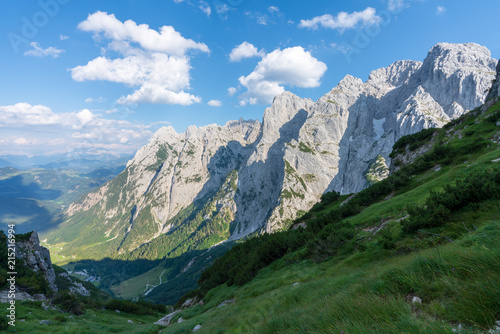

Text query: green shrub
(402, 166), (500, 233)
(54, 315), (67, 322)
(104, 298), (164, 315)
(54, 292), (84, 315)
(0, 315), (8, 330)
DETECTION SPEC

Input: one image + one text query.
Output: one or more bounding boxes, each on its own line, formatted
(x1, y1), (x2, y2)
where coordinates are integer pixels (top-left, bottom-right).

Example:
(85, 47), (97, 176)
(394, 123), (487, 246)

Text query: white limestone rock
(61, 42), (497, 251)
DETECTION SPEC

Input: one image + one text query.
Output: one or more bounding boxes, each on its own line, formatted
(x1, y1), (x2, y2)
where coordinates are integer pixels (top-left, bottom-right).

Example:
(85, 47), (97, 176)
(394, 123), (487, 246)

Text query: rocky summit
(47, 43), (497, 261)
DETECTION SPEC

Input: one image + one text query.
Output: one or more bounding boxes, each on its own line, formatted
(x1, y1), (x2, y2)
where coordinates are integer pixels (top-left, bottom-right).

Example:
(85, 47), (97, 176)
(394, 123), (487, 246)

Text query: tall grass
(161, 221), (500, 333)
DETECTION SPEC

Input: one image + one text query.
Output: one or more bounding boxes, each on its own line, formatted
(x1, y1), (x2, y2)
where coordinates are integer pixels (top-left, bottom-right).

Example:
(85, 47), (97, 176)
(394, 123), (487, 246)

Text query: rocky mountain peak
(425, 42), (493, 69)
(52, 42), (499, 262)
(367, 60), (422, 87)
(336, 74), (364, 91)
(261, 91), (313, 142)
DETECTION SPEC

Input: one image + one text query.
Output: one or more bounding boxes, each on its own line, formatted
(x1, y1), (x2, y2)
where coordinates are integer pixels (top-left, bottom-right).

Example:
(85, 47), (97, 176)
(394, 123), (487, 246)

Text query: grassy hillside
(154, 100), (500, 333)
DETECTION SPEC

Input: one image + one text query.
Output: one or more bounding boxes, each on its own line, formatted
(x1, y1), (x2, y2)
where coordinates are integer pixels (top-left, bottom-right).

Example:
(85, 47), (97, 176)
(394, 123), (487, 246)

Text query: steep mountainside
(155, 97), (500, 333)
(43, 43), (497, 302)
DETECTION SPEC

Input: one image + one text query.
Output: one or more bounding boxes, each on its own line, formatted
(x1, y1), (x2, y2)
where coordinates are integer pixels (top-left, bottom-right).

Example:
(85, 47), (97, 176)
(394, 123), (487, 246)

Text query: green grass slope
(156, 100), (500, 333)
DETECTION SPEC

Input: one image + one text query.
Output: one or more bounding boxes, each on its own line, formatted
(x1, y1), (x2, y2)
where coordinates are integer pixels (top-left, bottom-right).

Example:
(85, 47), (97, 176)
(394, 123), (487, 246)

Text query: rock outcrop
(16, 231), (57, 292)
(50, 42), (497, 260)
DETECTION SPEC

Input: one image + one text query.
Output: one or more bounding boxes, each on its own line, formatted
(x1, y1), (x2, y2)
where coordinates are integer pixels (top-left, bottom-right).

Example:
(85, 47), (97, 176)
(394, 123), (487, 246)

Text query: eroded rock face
(58, 42), (497, 254)
(16, 231), (57, 292)
(263, 43), (496, 232)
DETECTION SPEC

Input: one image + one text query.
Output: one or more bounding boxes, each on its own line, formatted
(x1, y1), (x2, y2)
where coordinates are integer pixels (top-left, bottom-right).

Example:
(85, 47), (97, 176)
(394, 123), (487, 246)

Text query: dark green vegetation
(0, 232), (166, 333)
(0, 166), (124, 233)
(160, 100), (500, 333)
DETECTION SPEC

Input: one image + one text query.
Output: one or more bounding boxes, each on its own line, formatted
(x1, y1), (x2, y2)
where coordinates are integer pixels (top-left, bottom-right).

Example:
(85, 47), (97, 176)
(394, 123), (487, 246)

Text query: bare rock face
(55, 43), (497, 255)
(16, 231), (57, 292)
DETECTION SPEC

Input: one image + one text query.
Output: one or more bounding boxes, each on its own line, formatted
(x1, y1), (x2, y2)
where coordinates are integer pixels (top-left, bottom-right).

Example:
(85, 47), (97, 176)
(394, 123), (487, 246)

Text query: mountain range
(42, 42), (498, 302)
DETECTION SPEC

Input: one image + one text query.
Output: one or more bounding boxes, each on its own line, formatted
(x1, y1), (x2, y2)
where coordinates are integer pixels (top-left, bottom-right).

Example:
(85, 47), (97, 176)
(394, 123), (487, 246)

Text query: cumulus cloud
(207, 100), (222, 107)
(76, 109), (95, 125)
(77, 11), (208, 56)
(24, 42), (65, 58)
(71, 11), (209, 105)
(299, 7), (381, 31)
(229, 42), (265, 62)
(0, 103), (154, 156)
(13, 137), (38, 145)
(0, 103), (61, 125)
(237, 47), (327, 105)
(227, 87), (238, 96)
(436, 6), (446, 15)
(59, 34), (69, 40)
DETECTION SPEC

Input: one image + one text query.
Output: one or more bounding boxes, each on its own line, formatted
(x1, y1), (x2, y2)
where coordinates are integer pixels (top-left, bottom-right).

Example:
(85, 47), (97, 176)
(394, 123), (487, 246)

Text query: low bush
(104, 298), (165, 315)
(402, 166), (500, 233)
(53, 292), (84, 315)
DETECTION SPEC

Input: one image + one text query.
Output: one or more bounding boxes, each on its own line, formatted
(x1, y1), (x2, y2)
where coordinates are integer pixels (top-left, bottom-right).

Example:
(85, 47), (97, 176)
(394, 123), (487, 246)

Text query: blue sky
(0, 0), (499, 157)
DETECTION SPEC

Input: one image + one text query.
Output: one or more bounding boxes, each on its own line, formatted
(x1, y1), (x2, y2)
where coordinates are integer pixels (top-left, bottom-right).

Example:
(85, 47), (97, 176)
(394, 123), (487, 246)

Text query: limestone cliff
(48, 42), (497, 259)
(16, 231), (57, 292)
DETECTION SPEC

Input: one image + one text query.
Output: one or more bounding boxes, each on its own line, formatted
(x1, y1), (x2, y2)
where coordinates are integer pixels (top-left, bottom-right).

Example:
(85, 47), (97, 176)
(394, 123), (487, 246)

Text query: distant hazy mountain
(0, 152), (133, 172)
(0, 158), (14, 168)
(0, 158), (129, 234)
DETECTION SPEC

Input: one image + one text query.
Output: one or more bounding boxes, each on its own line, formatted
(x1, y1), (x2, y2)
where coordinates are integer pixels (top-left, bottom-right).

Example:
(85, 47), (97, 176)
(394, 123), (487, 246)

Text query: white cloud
(330, 43), (350, 54)
(85, 97), (106, 103)
(207, 100), (222, 107)
(199, 1), (211, 17)
(72, 132), (99, 139)
(13, 137), (38, 145)
(436, 6), (446, 15)
(117, 84), (201, 105)
(72, 11), (208, 105)
(268, 6), (279, 13)
(0, 103), (61, 125)
(257, 16), (269, 25)
(216, 3), (229, 14)
(227, 87), (238, 96)
(229, 42), (265, 62)
(0, 102), (154, 156)
(77, 11), (208, 56)
(237, 46), (327, 105)
(299, 7), (381, 31)
(24, 42), (65, 58)
(76, 109), (95, 126)
(59, 34), (69, 40)
(387, 0), (405, 11)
